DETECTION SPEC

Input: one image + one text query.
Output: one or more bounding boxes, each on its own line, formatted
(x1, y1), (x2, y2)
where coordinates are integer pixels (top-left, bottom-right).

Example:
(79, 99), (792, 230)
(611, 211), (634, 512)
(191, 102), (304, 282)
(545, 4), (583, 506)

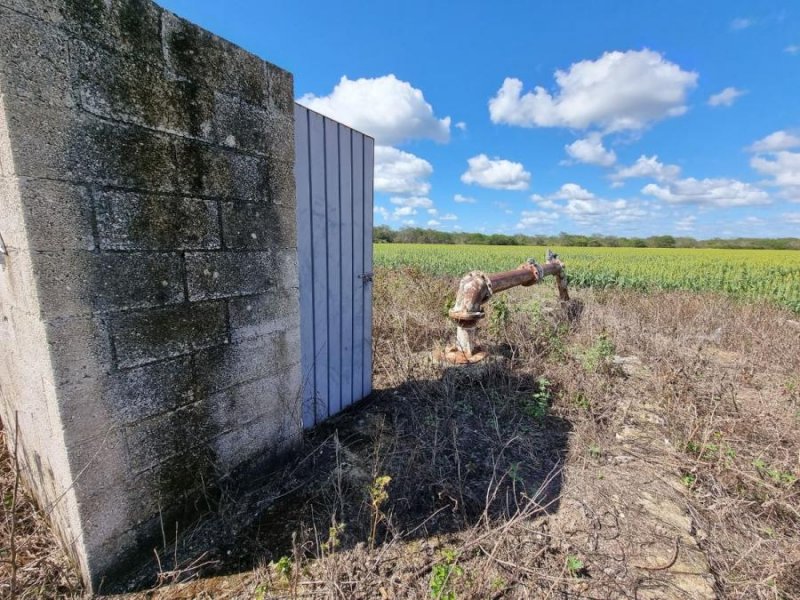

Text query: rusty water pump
(441, 250), (570, 364)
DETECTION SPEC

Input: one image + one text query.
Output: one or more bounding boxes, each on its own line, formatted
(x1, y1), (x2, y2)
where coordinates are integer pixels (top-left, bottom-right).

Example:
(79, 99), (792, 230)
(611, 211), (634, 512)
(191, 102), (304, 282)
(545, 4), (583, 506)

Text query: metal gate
(294, 103), (374, 428)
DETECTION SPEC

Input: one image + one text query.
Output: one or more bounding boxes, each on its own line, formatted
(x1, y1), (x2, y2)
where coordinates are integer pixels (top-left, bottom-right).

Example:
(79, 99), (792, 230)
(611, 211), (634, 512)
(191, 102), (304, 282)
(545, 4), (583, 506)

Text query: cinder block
(267, 158), (296, 206)
(70, 116), (177, 192)
(220, 201), (296, 250)
(111, 301), (228, 369)
(173, 138), (270, 201)
(30, 251), (184, 317)
(59, 357), (194, 440)
(228, 288), (300, 342)
(95, 191), (221, 251)
(124, 400), (219, 473)
(185, 250), (272, 301)
(211, 91), (293, 158)
(192, 328), (301, 396)
(61, 0), (164, 59)
(0, 7), (75, 108)
(72, 40), (216, 140)
(10, 179), (95, 251)
(0, 102), (73, 180)
(162, 11), (277, 108)
(44, 313), (114, 386)
(0, 0), (66, 24)
(209, 369), (302, 432)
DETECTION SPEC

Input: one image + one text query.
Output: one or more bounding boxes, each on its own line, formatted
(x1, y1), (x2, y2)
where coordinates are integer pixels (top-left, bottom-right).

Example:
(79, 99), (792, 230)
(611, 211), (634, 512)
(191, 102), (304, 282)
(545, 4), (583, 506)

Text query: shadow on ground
(110, 356), (571, 593)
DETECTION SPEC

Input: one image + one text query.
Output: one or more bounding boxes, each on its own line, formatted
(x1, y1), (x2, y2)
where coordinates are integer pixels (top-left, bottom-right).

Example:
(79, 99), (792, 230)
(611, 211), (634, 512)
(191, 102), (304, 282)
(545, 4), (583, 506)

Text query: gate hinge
(359, 272), (373, 283)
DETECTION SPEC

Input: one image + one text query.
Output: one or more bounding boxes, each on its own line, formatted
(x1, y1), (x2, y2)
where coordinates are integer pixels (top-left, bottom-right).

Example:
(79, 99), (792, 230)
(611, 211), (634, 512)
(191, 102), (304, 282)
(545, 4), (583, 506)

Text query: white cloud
(553, 183), (595, 201)
(402, 219), (416, 226)
(374, 206), (389, 221)
(299, 74), (450, 145)
(427, 208), (438, 215)
(530, 183), (650, 227)
(390, 196), (434, 209)
(642, 177), (770, 207)
(564, 133), (617, 166)
(516, 210), (559, 229)
(707, 87), (746, 107)
(783, 212), (800, 224)
(374, 146), (433, 196)
(392, 206), (416, 218)
(747, 130), (800, 153)
(427, 219), (441, 227)
(750, 151), (800, 198)
(675, 215), (696, 231)
(441, 213), (458, 221)
(455, 121), (467, 131)
(730, 17), (753, 31)
(489, 49), (698, 133)
(453, 194), (476, 204)
(786, 45), (800, 55)
(610, 155), (681, 182)
(461, 154), (531, 190)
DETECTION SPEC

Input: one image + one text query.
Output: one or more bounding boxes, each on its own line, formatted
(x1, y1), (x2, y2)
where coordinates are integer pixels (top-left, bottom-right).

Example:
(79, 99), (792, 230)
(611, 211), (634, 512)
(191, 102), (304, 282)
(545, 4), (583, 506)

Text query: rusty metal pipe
(441, 252), (570, 364)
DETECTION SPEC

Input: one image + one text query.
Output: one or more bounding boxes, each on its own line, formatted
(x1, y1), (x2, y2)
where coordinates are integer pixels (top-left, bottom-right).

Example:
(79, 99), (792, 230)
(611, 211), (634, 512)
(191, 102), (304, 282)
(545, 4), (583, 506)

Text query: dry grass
(1, 267), (798, 598)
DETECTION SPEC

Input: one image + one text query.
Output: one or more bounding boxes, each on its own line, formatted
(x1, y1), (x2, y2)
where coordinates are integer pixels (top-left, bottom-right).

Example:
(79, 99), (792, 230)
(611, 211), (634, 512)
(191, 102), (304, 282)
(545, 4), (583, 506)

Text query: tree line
(374, 225), (800, 250)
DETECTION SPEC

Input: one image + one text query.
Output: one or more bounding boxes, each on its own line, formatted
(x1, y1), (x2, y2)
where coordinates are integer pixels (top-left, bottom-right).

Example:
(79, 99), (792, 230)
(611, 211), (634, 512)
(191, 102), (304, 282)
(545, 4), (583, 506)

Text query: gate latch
(359, 272), (373, 283)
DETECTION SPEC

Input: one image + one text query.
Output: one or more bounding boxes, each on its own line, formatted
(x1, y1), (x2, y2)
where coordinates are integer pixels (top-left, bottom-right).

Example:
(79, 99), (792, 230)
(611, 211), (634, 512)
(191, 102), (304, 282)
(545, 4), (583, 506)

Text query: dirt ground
(2, 267), (799, 599)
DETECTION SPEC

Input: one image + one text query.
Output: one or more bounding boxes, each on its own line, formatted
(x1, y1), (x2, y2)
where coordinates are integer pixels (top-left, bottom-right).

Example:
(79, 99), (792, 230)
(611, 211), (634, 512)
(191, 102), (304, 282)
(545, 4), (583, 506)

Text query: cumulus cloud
(453, 194), (476, 204)
(488, 49), (698, 133)
(750, 151), (800, 199)
(642, 177), (770, 207)
(374, 206), (390, 221)
(610, 155), (681, 183)
(455, 121), (467, 131)
(392, 206), (416, 218)
(441, 213), (458, 221)
(299, 74), (451, 145)
(553, 183), (596, 201)
(528, 183), (651, 228)
(390, 196), (434, 209)
(374, 146), (433, 196)
(675, 215), (697, 231)
(461, 154), (531, 190)
(516, 210), (559, 229)
(747, 130), (800, 153)
(707, 87), (746, 107)
(564, 133), (617, 166)
(786, 45), (800, 55)
(783, 212), (800, 224)
(427, 219), (441, 227)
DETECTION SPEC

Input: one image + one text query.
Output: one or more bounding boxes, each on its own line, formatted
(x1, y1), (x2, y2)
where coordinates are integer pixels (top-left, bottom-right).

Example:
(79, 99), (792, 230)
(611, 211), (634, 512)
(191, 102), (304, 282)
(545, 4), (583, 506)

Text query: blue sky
(156, 0), (800, 239)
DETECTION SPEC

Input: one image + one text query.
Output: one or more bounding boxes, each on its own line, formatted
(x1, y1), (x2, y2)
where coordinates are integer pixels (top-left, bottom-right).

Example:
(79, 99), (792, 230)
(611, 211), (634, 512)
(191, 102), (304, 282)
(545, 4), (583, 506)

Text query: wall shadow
(109, 358), (571, 593)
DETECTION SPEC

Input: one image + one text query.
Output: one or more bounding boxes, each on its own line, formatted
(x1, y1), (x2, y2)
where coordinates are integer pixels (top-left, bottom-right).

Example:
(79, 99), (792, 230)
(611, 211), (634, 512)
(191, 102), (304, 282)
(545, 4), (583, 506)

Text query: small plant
(322, 520), (345, 554)
(489, 296), (510, 334)
(572, 392), (591, 411)
(753, 458), (798, 486)
(429, 548), (463, 600)
(588, 443), (602, 459)
(681, 472), (697, 489)
(523, 377), (552, 420)
(581, 332), (616, 372)
(274, 555), (292, 580)
(368, 475), (392, 548)
(566, 555), (585, 577)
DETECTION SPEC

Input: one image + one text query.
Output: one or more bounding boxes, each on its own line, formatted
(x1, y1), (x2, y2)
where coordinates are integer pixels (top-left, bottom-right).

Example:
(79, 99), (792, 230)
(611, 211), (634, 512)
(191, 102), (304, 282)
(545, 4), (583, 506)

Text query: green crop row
(374, 244), (800, 312)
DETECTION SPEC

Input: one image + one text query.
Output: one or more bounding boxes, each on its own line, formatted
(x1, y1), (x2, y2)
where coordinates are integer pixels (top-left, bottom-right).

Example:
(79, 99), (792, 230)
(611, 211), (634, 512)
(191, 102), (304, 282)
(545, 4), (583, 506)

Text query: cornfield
(374, 244), (800, 312)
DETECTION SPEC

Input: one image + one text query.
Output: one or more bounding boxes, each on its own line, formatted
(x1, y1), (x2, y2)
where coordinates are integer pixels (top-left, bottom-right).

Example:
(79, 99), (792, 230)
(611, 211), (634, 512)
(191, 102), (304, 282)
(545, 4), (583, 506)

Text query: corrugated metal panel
(294, 103), (374, 427)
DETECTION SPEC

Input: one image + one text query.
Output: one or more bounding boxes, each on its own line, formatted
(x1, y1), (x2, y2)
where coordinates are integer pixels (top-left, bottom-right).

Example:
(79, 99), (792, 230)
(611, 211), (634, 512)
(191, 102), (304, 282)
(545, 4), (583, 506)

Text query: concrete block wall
(0, 0), (302, 590)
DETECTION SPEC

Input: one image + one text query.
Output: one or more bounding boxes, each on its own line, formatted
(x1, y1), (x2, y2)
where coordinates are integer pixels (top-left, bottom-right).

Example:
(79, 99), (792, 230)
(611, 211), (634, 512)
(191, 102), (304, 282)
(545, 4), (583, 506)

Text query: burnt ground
(2, 267), (799, 599)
